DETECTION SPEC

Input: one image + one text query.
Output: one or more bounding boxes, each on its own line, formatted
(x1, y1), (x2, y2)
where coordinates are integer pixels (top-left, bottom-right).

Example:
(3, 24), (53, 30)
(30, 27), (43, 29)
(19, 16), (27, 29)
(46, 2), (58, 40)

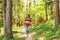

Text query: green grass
(30, 20), (60, 40)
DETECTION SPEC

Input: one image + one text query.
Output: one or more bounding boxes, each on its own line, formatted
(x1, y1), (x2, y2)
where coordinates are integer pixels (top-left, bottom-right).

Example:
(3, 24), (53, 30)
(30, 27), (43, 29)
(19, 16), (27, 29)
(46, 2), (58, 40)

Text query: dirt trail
(25, 34), (33, 40)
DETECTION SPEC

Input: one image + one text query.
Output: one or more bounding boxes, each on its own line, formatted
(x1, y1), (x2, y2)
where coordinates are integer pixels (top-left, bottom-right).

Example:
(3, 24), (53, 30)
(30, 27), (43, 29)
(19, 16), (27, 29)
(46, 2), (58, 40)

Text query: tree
(50, 1), (54, 19)
(45, 0), (48, 21)
(50, 1), (53, 15)
(2, 0), (6, 38)
(5, 0), (13, 39)
(55, 0), (60, 27)
(27, 0), (29, 14)
(0, 0), (2, 27)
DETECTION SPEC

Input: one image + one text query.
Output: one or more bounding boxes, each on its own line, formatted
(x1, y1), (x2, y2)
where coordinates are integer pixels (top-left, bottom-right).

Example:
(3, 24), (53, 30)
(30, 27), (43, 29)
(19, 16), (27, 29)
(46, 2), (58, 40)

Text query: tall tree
(0, 0), (3, 27)
(45, 0), (48, 21)
(2, 0), (6, 38)
(50, 1), (53, 15)
(50, 1), (54, 19)
(5, 0), (13, 39)
(55, 0), (60, 27)
(27, 0), (29, 14)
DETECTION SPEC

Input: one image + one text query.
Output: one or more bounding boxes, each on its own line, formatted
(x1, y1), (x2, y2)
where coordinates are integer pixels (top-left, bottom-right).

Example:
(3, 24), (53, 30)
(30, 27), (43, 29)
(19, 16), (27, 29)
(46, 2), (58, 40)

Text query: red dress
(24, 22), (32, 26)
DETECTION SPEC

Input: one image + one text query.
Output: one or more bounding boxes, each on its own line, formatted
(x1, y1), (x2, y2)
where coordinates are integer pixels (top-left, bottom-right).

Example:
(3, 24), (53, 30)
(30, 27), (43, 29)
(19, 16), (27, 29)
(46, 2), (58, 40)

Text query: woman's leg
(26, 26), (30, 35)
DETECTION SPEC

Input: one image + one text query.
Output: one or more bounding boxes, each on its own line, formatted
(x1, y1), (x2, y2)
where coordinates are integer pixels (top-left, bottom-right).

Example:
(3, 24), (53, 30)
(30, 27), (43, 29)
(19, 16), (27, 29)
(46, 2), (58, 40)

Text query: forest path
(25, 32), (36, 40)
(25, 34), (33, 40)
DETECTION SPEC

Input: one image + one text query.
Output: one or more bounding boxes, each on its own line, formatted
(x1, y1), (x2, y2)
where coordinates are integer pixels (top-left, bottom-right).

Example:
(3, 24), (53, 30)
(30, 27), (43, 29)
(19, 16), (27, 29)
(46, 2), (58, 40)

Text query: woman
(24, 14), (32, 36)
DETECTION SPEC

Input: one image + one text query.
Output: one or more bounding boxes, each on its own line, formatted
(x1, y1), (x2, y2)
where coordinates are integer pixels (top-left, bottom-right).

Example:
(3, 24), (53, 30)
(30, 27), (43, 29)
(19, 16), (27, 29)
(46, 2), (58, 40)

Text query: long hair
(27, 14), (30, 17)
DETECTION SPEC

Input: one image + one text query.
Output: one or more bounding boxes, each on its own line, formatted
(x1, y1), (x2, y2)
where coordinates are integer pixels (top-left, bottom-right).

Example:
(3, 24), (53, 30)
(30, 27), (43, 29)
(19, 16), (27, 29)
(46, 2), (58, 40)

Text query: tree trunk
(45, 0), (48, 21)
(27, 0), (29, 14)
(2, 0), (6, 38)
(51, 5), (53, 15)
(5, 0), (13, 39)
(50, 4), (53, 19)
(55, 0), (60, 27)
